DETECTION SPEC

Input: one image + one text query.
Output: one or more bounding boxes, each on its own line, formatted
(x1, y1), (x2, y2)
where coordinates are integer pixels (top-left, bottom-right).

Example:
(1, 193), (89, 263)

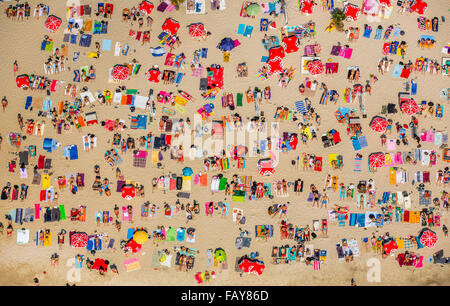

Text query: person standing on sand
(13, 60), (18, 76)
(1, 97), (7, 112)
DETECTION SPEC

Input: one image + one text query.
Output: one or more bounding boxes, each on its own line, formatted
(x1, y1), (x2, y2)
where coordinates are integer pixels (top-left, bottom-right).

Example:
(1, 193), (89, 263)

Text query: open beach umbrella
(126, 239), (142, 253)
(369, 152), (385, 168)
(307, 60), (324, 76)
(121, 184), (136, 200)
(378, 0), (392, 8)
(44, 15), (62, 32)
(133, 230), (149, 244)
(383, 240), (398, 255)
(419, 228), (438, 248)
(268, 46), (285, 60)
(139, 1), (154, 14)
(411, 0), (427, 15)
(71, 232), (88, 248)
(238, 257), (265, 275)
(147, 68), (161, 82)
(282, 35), (300, 53)
(182, 167), (194, 176)
(16, 74), (30, 89)
(369, 116), (389, 133)
(218, 37), (236, 51)
(214, 248), (227, 261)
(112, 65), (130, 81)
(344, 4), (361, 21)
(162, 18), (180, 36)
(188, 23), (206, 38)
(267, 58), (284, 75)
(401, 99), (419, 115)
(300, 0), (315, 14)
(246, 3), (261, 16)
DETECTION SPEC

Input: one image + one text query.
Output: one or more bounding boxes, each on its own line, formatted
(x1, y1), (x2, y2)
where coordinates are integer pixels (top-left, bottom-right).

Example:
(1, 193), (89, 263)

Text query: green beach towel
(126, 89), (139, 95)
(167, 227), (176, 241)
(219, 177), (228, 190)
(59, 205), (66, 220)
(237, 93), (243, 106)
(45, 41), (54, 52)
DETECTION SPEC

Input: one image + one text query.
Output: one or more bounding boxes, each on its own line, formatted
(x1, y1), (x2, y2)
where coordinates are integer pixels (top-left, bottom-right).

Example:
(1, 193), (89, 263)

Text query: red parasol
(369, 116), (389, 133)
(16, 74), (30, 89)
(126, 239), (142, 253)
(147, 68), (161, 82)
(71, 232), (88, 248)
(307, 60), (324, 75)
(344, 4), (361, 21)
(188, 23), (206, 38)
(369, 152), (385, 168)
(411, 0), (427, 15)
(112, 65), (130, 81)
(282, 35), (299, 53)
(378, 0), (392, 8)
(44, 15), (62, 32)
(268, 46), (285, 60)
(162, 18), (180, 36)
(266, 58), (284, 75)
(238, 258), (265, 275)
(419, 228), (438, 248)
(121, 185), (136, 200)
(401, 99), (419, 115)
(383, 240), (398, 255)
(139, 1), (154, 14)
(300, 0), (315, 14)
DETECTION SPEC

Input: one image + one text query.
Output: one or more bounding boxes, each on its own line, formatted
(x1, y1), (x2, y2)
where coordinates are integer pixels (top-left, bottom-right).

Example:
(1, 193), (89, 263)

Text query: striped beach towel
(295, 101), (306, 114)
(337, 214), (346, 227)
(256, 71), (267, 81)
(314, 260), (320, 270)
(354, 157), (362, 172)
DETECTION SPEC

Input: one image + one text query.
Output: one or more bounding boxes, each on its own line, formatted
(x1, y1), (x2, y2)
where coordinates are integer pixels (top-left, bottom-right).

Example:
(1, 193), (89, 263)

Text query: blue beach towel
(127, 228), (135, 240)
(176, 228), (186, 242)
(243, 25), (254, 37)
(237, 24), (246, 35)
(25, 96), (32, 110)
(102, 39), (112, 51)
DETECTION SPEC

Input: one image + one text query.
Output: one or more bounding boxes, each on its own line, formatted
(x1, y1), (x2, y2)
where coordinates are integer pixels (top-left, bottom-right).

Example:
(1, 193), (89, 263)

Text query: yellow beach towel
(389, 169), (396, 185)
(43, 232), (52, 246)
(328, 154), (338, 166)
(396, 237), (404, 249)
(42, 174), (51, 190)
(151, 151), (159, 164)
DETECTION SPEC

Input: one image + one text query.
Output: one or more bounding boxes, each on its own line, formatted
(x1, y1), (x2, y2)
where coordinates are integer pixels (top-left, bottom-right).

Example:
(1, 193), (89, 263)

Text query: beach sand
(0, 0), (449, 286)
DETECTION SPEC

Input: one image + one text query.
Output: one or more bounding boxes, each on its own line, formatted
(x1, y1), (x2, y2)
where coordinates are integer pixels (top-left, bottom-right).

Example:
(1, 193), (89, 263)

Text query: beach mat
(123, 258), (141, 272)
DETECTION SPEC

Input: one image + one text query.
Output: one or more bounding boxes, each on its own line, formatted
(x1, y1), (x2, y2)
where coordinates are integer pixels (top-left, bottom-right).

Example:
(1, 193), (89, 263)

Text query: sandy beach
(0, 0), (449, 286)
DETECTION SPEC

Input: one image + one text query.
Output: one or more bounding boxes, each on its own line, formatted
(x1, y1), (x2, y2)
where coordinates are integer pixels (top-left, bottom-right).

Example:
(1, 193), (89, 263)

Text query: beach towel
(243, 25), (254, 37)
(124, 258), (141, 272)
(176, 228), (186, 242)
(354, 156), (362, 172)
(238, 24), (245, 35)
(101, 39), (111, 51)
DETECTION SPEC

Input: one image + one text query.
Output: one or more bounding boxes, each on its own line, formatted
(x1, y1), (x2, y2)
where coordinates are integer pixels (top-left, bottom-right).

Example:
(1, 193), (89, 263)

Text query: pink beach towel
(123, 258), (141, 272)
(35, 203), (40, 219)
(343, 48), (353, 59)
(394, 152), (403, 165)
(122, 206), (129, 221)
(426, 130), (434, 142)
(414, 256), (423, 268)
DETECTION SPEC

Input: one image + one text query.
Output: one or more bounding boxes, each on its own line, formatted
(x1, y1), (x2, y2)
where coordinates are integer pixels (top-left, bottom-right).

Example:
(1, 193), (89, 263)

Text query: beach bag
(176, 177), (183, 190)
